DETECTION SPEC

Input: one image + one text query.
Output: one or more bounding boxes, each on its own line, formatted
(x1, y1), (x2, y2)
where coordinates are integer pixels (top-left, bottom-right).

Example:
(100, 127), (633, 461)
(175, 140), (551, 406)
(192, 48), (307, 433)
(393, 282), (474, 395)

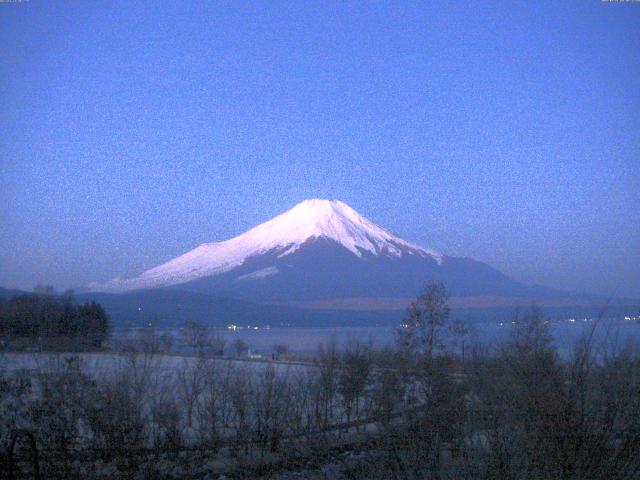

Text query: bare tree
(338, 339), (372, 427)
(371, 367), (403, 426)
(177, 358), (206, 429)
(210, 333), (226, 356)
(134, 325), (162, 354)
(181, 320), (210, 356)
(273, 343), (289, 360)
(449, 317), (471, 365)
(197, 360), (235, 450)
(157, 332), (174, 354)
(253, 365), (293, 454)
(397, 283), (451, 362)
(83, 361), (148, 460)
(233, 338), (249, 357)
(229, 366), (252, 454)
(315, 339), (340, 428)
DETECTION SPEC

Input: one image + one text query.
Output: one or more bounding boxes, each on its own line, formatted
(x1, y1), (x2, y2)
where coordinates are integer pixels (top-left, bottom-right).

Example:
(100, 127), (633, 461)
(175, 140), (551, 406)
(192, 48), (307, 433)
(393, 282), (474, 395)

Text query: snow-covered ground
(0, 351), (308, 377)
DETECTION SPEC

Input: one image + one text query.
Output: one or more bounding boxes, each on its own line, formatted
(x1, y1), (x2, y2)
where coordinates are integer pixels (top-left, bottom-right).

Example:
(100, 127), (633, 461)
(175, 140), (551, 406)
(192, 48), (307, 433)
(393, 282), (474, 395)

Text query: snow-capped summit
(90, 199), (442, 293)
(232, 198), (441, 260)
(88, 199), (550, 305)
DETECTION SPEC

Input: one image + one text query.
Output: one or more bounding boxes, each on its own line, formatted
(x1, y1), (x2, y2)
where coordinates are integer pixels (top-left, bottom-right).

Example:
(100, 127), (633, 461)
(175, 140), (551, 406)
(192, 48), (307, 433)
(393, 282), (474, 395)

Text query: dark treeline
(0, 287), (110, 350)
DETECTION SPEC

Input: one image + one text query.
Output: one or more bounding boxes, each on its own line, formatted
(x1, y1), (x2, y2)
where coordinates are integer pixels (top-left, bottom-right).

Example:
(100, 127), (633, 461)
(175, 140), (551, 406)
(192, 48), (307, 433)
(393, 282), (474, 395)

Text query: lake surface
(113, 317), (640, 358)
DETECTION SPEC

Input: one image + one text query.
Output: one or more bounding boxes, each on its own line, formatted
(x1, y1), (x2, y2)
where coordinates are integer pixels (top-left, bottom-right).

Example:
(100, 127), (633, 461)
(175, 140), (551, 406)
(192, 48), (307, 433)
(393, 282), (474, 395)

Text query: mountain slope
(89, 199), (563, 305)
(77, 289), (403, 327)
(90, 199), (442, 293)
(177, 235), (554, 302)
(0, 286), (27, 300)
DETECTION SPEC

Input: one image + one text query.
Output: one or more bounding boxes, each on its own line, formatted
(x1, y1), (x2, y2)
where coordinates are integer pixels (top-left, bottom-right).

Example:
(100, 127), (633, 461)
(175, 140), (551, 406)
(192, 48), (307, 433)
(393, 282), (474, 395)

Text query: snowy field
(0, 351), (310, 378)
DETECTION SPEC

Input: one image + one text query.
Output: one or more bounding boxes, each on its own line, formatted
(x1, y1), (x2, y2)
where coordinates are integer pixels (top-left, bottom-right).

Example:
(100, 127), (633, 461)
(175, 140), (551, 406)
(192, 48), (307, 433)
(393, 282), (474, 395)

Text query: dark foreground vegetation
(0, 287), (110, 351)
(1, 284), (639, 479)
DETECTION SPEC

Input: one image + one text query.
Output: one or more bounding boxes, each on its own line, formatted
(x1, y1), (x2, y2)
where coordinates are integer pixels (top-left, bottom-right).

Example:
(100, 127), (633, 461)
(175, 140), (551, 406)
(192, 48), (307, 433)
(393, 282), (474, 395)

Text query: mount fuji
(89, 199), (559, 308)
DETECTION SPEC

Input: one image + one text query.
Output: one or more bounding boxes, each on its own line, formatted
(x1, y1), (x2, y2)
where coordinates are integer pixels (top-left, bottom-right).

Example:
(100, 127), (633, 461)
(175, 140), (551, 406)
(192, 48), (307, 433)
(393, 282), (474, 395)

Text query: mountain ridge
(89, 199), (442, 293)
(85, 199), (626, 313)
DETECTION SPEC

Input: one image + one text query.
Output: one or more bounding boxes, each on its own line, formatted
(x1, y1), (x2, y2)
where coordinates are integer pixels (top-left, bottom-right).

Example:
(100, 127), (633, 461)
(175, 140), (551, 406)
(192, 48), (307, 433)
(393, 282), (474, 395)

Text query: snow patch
(237, 267), (280, 281)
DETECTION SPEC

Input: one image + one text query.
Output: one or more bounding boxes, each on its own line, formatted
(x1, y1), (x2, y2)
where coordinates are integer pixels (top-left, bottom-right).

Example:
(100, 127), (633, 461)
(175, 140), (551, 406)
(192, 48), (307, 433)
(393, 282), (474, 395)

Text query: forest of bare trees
(1, 284), (639, 479)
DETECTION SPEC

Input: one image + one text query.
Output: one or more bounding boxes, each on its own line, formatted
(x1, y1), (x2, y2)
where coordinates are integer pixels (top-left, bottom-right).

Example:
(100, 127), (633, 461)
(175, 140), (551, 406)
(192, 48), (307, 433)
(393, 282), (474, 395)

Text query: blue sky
(1, 1), (639, 297)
